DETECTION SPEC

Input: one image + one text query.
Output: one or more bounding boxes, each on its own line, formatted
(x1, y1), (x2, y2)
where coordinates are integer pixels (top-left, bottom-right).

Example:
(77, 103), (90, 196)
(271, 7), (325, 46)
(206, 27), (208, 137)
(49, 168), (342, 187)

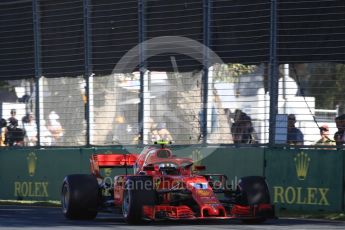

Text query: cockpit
(156, 150), (171, 158)
(139, 148), (180, 175)
(143, 148), (172, 163)
(135, 143), (193, 176)
(158, 162), (178, 175)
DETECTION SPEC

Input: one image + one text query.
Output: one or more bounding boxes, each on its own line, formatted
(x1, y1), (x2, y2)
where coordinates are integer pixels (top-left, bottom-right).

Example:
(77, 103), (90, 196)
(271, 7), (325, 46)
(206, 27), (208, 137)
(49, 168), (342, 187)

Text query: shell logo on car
(196, 189), (211, 197)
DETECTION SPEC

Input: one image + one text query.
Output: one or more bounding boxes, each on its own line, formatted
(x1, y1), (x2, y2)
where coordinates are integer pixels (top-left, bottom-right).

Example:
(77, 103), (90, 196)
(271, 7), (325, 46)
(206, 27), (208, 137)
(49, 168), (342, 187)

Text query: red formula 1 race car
(61, 141), (275, 224)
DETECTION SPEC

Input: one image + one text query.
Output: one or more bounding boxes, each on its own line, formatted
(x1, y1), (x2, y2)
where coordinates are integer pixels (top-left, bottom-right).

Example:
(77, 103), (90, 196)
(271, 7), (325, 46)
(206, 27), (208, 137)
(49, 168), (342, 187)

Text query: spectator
(0, 118), (7, 146)
(23, 112), (37, 146)
(231, 110), (257, 144)
(148, 118), (173, 143)
(5, 109), (25, 146)
(241, 114), (257, 144)
(47, 111), (64, 145)
(287, 114), (304, 145)
(8, 109), (18, 128)
(315, 124), (335, 146)
(334, 114), (345, 147)
(231, 109), (243, 143)
(156, 122), (173, 142)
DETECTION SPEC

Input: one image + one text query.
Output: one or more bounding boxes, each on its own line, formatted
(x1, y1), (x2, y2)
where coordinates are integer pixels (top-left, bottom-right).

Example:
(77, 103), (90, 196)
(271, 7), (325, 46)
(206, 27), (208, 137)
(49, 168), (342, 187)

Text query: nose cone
(209, 207), (219, 215)
(201, 206), (226, 217)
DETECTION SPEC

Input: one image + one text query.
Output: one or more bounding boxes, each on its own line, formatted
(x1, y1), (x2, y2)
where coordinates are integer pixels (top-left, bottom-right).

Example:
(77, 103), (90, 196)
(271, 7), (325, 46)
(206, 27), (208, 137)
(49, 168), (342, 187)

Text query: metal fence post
(202, 0), (211, 144)
(83, 0), (92, 146)
(32, 0), (41, 147)
(138, 0), (146, 146)
(342, 150), (345, 212)
(268, 0), (279, 146)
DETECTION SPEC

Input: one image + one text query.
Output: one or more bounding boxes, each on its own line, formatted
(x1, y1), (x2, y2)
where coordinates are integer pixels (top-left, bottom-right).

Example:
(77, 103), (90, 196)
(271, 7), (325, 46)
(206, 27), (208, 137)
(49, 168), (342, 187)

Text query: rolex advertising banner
(0, 147), (138, 201)
(0, 147), (344, 212)
(265, 149), (344, 212)
(0, 149), (83, 200)
(0, 147), (265, 201)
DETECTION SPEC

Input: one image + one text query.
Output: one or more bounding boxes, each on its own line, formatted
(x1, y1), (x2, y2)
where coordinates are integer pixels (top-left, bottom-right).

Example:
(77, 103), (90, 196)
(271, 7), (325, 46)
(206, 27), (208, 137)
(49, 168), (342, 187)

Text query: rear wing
(90, 154), (138, 177)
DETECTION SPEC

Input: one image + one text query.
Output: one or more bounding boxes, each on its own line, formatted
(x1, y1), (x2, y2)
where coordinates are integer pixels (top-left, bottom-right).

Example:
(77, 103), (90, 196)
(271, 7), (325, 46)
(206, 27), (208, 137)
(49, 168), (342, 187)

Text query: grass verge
(0, 199), (61, 207)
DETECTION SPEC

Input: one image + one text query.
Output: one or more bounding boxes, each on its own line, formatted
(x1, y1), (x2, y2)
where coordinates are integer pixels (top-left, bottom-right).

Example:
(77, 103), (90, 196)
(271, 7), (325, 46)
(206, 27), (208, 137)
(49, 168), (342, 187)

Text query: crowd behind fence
(1, 64), (345, 148)
(0, 0), (344, 148)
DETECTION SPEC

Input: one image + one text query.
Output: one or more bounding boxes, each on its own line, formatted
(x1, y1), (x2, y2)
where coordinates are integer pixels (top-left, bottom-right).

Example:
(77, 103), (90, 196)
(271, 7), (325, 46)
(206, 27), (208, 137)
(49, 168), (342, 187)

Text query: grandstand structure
(0, 0), (344, 147)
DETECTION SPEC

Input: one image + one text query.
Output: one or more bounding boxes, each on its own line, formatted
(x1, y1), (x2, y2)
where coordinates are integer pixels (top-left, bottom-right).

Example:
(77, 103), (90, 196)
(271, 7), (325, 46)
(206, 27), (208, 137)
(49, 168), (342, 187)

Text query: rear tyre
(61, 174), (99, 220)
(122, 176), (155, 224)
(237, 176), (270, 224)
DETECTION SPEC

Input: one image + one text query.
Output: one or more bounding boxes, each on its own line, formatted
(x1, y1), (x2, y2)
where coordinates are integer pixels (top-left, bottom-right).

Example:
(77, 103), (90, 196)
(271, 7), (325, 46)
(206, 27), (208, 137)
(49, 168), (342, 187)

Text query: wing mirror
(194, 165), (206, 171)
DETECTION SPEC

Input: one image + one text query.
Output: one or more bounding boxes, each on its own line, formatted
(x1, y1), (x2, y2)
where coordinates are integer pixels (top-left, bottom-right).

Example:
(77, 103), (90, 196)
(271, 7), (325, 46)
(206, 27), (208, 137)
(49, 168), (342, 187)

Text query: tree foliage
(213, 64), (257, 83)
(306, 63), (345, 112)
(0, 80), (9, 89)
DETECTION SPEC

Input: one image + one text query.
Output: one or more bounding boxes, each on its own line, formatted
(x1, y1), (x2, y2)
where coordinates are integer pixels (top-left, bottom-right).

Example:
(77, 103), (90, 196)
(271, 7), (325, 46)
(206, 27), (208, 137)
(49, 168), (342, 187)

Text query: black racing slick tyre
(237, 176), (270, 205)
(237, 176), (271, 224)
(61, 174), (100, 220)
(122, 176), (155, 224)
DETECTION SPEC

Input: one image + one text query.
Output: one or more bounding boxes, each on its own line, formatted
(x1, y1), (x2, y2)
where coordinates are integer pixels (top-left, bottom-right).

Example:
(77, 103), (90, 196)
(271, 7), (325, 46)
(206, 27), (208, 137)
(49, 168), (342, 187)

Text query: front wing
(142, 203), (275, 220)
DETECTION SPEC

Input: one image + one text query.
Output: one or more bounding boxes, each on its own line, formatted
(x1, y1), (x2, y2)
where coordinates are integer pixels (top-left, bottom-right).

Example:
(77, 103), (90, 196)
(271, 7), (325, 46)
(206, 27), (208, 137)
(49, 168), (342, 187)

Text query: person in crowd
(156, 122), (173, 142)
(334, 114), (345, 147)
(47, 111), (64, 145)
(231, 109), (243, 143)
(5, 110), (25, 147)
(23, 112), (37, 146)
(231, 110), (257, 144)
(148, 118), (173, 143)
(315, 124), (335, 146)
(240, 114), (257, 144)
(287, 114), (304, 145)
(8, 109), (18, 127)
(0, 118), (7, 146)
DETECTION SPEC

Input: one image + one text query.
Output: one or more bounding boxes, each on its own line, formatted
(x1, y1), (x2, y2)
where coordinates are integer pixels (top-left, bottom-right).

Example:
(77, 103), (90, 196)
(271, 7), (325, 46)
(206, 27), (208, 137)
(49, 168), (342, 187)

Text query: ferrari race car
(61, 141), (275, 224)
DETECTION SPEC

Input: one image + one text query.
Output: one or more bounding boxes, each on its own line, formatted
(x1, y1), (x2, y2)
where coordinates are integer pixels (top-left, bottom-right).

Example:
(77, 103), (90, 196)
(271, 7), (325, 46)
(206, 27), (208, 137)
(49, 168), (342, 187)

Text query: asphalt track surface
(1, 205), (345, 230)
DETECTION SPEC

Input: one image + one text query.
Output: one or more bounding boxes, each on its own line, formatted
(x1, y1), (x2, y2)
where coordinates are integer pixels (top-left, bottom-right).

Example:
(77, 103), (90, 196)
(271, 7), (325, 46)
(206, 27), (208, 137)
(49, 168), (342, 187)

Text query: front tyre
(237, 176), (272, 224)
(61, 174), (99, 220)
(237, 176), (270, 205)
(122, 176), (155, 224)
